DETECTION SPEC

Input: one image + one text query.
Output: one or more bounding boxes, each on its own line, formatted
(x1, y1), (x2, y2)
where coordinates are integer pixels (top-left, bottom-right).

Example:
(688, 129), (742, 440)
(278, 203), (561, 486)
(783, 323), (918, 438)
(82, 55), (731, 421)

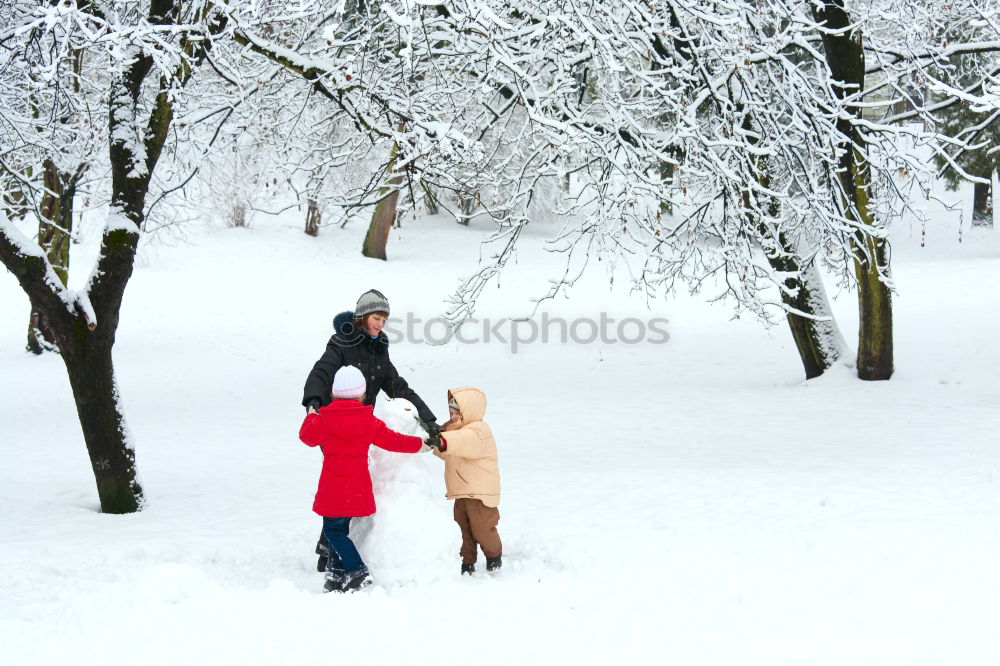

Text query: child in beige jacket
(430, 386), (502, 575)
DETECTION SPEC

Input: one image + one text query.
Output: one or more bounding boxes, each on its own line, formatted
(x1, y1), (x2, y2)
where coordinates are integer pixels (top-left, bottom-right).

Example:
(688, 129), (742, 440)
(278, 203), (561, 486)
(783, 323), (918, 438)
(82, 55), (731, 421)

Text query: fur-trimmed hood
(332, 310), (389, 355)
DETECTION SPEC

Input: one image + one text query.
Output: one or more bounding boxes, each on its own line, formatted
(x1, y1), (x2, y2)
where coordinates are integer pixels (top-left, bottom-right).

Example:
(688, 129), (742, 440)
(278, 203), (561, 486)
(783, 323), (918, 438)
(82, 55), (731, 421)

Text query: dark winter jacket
(302, 311), (436, 423)
(299, 400), (423, 517)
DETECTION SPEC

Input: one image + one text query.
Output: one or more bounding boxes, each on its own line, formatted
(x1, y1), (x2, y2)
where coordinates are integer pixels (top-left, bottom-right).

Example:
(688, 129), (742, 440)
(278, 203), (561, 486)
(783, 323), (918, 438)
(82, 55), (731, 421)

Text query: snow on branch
(0, 211), (77, 314)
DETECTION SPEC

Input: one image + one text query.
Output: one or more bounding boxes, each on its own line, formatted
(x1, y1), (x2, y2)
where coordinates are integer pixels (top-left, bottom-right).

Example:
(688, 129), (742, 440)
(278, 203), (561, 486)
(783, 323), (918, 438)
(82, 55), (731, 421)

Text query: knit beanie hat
(355, 289), (390, 318)
(331, 365), (366, 399)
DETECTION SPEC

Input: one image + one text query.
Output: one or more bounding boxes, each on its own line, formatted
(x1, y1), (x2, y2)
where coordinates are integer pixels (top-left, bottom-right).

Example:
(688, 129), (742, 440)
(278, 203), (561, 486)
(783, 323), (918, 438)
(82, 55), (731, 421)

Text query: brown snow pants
(453, 498), (502, 565)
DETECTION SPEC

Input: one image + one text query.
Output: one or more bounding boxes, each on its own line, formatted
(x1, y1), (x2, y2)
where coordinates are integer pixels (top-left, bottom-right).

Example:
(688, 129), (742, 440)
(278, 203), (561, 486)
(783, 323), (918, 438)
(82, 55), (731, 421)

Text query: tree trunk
(362, 147), (402, 260)
(853, 231), (894, 379)
(421, 181), (439, 215)
(769, 252), (848, 378)
(362, 186), (401, 260)
(27, 159), (76, 354)
(27, 309), (59, 354)
(60, 324), (143, 513)
(814, 0), (894, 380)
(458, 191), (477, 225)
(744, 115), (848, 379)
(972, 181), (991, 227)
(754, 194), (848, 378)
(994, 171), (999, 231)
(0, 223), (144, 513)
(305, 198), (321, 236)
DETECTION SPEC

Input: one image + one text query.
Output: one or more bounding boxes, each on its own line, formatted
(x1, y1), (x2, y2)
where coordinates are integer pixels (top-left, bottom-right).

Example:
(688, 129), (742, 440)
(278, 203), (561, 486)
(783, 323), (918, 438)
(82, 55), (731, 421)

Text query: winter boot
(461, 563), (475, 576)
(323, 569), (346, 593)
(486, 555), (502, 572)
(315, 535), (332, 572)
(341, 567), (373, 593)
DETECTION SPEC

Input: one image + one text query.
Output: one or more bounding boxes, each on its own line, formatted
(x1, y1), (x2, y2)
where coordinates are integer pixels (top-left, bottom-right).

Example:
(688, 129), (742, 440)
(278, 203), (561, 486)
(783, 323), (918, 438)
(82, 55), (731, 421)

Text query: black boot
(342, 567), (373, 593)
(486, 555), (502, 572)
(323, 569), (346, 593)
(461, 563), (475, 575)
(315, 532), (332, 572)
(315, 542), (330, 573)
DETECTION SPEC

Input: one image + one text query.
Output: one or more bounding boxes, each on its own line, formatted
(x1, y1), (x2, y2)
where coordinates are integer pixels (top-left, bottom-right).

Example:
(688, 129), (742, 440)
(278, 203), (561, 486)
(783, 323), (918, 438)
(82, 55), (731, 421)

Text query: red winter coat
(299, 401), (423, 517)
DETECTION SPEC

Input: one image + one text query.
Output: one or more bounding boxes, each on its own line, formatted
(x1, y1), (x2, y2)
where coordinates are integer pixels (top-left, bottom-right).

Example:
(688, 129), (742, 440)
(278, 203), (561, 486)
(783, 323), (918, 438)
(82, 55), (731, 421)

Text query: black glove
(305, 399), (322, 414)
(424, 435), (443, 451)
(414, 417), (440, 437)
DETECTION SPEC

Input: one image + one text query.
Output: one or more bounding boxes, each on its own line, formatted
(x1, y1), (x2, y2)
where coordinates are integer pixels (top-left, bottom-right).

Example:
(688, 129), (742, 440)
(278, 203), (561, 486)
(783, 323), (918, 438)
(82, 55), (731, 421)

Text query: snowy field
(2, 191), (999, 665)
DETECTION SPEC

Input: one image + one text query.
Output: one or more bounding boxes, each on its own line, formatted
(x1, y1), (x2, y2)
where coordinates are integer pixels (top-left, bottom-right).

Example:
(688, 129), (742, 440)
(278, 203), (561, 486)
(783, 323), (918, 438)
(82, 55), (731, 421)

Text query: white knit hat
(331, 366), (366, 399)
(355, 289), (390, 318)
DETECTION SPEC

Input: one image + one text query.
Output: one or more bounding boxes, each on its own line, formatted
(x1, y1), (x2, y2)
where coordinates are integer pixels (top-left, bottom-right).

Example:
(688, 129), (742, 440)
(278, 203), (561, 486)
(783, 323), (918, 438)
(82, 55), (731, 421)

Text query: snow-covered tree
(222, 1), (541, 257)
(934, 102), (1000, 226)
(0, 0), (227, 513)
(211, 0), (1000, 380)
(441, 0), (1000, 380)
(0, 0), (102, 353)
(919, 4), (1000, 226)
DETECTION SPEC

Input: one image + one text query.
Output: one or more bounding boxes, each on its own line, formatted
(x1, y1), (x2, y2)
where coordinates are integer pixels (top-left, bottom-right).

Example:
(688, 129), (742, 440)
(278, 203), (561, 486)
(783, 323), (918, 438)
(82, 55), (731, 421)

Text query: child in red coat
(299, 365), (425, 592)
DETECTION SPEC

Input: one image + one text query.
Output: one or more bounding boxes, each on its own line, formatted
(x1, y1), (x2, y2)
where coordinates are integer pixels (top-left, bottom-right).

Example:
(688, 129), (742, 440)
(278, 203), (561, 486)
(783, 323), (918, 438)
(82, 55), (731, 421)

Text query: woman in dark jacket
(302, 289), (436, 423)
(301, 289), (438, 570)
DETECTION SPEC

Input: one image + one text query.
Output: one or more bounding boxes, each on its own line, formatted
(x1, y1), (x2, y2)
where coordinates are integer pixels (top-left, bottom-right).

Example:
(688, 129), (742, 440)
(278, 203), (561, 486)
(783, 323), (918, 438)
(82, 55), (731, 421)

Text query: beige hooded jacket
(435, 386), (500, 508)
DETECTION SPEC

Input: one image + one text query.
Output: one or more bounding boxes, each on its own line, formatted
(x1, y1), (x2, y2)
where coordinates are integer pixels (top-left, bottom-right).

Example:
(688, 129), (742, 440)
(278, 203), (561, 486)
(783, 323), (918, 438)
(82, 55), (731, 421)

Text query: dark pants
(321, 517), (365, 573)
(454, 498), (501, 565)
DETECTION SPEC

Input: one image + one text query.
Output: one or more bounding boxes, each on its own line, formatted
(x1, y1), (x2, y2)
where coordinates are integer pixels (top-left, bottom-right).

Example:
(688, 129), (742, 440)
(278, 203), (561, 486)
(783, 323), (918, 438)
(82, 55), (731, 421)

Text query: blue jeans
(322, 517), (365, 573)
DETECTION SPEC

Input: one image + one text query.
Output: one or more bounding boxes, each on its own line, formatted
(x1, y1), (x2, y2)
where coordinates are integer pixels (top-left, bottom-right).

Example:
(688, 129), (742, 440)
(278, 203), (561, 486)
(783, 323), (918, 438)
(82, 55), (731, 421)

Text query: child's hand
(423, 435), (444, 451)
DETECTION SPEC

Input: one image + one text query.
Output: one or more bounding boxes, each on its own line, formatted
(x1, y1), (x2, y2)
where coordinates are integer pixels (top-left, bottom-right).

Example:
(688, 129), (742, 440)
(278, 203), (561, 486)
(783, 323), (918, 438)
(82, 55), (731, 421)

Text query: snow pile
(348, 398), (456, 585)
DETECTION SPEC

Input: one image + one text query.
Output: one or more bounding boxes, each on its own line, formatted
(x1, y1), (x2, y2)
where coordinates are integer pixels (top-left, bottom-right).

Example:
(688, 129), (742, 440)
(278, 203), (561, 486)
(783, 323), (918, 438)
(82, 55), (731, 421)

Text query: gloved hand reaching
(423, 435), (444, 451)
(415, 417), (441, 437)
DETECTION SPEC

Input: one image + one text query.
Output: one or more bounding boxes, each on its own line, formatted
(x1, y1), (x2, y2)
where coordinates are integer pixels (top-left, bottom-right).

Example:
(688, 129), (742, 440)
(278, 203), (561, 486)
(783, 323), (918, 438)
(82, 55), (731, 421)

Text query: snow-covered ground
(1, 190), (999, 665)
